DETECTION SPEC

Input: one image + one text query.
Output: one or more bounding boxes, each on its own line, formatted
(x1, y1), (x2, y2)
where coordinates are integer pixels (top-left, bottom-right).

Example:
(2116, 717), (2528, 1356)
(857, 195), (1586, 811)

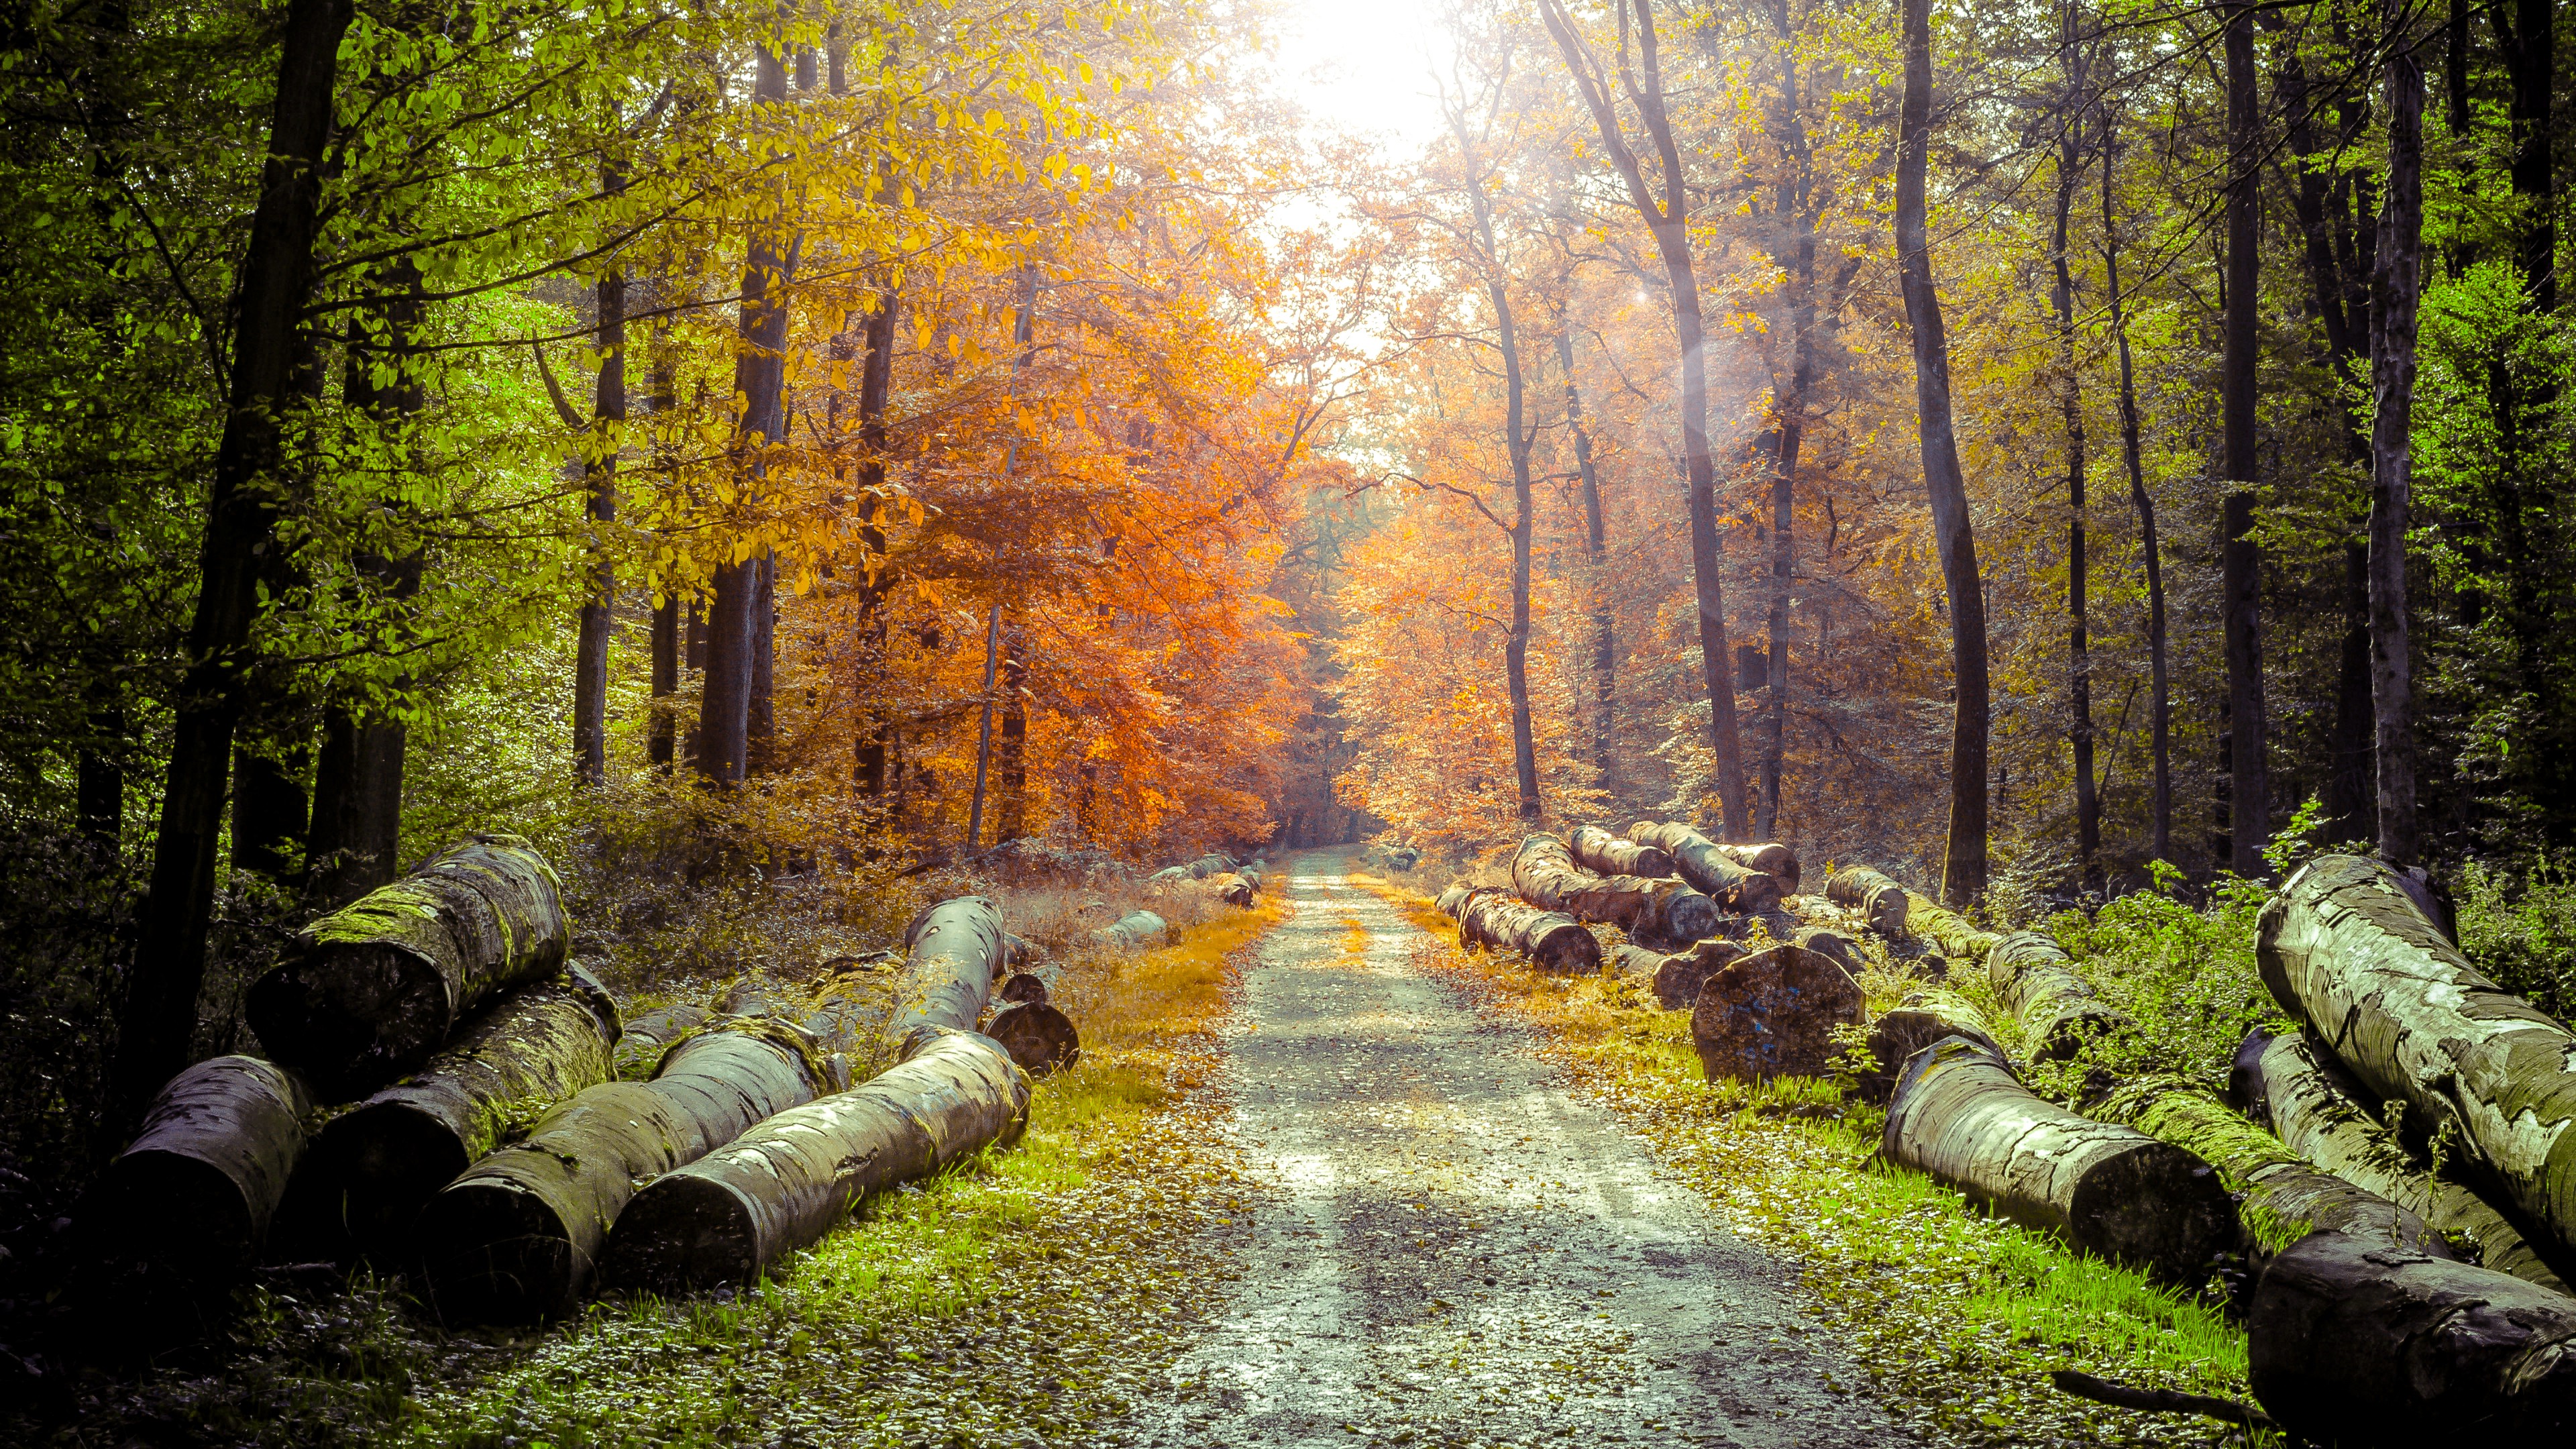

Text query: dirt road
(1126, 849), (1905, 1448)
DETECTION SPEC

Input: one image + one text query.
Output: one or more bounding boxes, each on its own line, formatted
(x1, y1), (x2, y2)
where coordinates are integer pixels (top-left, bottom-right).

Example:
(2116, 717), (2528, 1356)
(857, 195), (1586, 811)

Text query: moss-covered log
(309, 967), (621, 1260)
(1625, 820), (1784, 914)
(983, 1000), (1080, 1075)
(2233, 1027), (2569, 1292)
(1823, 866), (1908, 936)
(1709, 841), (1800, 894)
(1511, 833), (1719, 946)
(885, 896), (1008, 1058)
(1567, 824), (1674, 879)
(1092, 910), (1169, 954)
(2249, 1231), (2576, 1442)
(2100, 1077), (2455, 1263)
(415, 1016), (827, 1323)
(1860, 989), (2003, 1104)
(1986, 930), (2133, 1061)
(85, 1055), (314, 1281)
(602, 1030), (1030, 1293)
(2259, 852), (2576, 1261)
(1456, 891), (1600, 975)
(1904, 892), (2000, 961)
(614, 1006), (713, 1082)
(246, 835), (571, 1098)
(1690, 943), (1863, 1082)
(1884, 1037), (2236, 1281)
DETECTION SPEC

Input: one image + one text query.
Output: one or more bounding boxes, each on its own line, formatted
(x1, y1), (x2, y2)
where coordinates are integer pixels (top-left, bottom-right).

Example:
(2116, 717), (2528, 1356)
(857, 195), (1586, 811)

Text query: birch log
(1860, 989), (2003, 1104)
(1904, 892), (2000, 961)
(1884, 1037), (2235, 1280)
(1710, 841), (1800, 894)
(1824, 866), (1908, 937)
(1568, 825), (1674, 879)
(1092, 910), (1169, 953)
(885, 896), (1008, 1057)
(85, 1055), (313, 1281)
(246, 835), (570, 1098)
(1456, 891), (1600, 975)
(1511, 833), (1719, 945)
(1986, 930), (2133, 1060)
(1625, 821), (1784, 914)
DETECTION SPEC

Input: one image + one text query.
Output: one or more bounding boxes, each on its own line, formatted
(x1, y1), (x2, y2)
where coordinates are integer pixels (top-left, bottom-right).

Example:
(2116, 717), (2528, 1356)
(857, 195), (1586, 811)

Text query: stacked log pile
(1511, 833), (1718, 947)
(1625, 820), (1784, 914)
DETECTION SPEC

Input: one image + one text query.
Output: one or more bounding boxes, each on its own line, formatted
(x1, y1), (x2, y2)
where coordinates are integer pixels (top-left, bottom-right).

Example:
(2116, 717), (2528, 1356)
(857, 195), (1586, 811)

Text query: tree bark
(1886, 1038), (2236, 1279)
(998, 629), (1026, 840)
(1902, 890), (1998, 961)
(1455, 890), (1601, 975)
(602, 1029), (1028, 1293)
(1556, 325), (1616, 794)
(2249, 1232), (2576, 1442)
(1568, 824), (1673, 879)
(2220, 0), (2270, 877)
(85, 1055), (314, 1281)
(615, 1004), (710, 1080)
(2233, 1026), (2569, 1291)
(1627, 819), (1784, 913)
(851, 288), (898, 794)
(245, 835), (571, 1099)
(2370, 25), (2424, 866)
(1757, 0), (1816, 843)
(417, 1016), (826, 1322)
(2048, 32), (2099, 892)
(307, 967), (620, 1260)
(1690, 942), (1862, 1081)
(2103, 114), (2172, 863)
(886, 896), (1008, 1057)
(1860, 988), (2002, 1103)
(1631, 938), (1747, 1010)
(2502, 0), (2554, 311)
(1825, 865), (1909, 936)
(647, 593), (678, 770)
(1895, 0), (1988, 903)
(1513, 833), (1719, 945)
(1986, 929), (2133, 1060)
(573, 239), (625, 786)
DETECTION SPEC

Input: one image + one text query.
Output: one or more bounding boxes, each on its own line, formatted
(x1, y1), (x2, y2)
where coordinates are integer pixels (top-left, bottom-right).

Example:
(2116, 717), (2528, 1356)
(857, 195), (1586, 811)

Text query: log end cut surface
(418, 1177), (582, 1325)
(245, 944), (448, 1099)
(596, 1173), (765, 1291)
(1688, 944), (1862, 1082)
(984, 1002), (1081, 1076)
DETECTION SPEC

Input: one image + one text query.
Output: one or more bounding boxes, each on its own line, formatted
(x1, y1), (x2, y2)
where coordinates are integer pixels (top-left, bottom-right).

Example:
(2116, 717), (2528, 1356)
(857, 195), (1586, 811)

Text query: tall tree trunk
(573, 240), (625, 787)
(645, 339), (678, 771)
(2104, 116), (2172, 864)
(231, 744), (309, 881)
(1896, 0), (1989, 904)
(2503, 0), (2555, 312)
(1758, 0), (1815, 843)
(966, 602), (1002, 849)
(117, 0), (354, 1122)
(2370, 17), (2424, 866)
(747, 553), (775, 772)
(998, 628), (1026, 840)
(1537, 0), (1748, 838)
(2220, 0), (2270, 876)
(2050, 26), (2098, 891)
(1555, 325), (1615, 797)
(851, 288), (897, 796)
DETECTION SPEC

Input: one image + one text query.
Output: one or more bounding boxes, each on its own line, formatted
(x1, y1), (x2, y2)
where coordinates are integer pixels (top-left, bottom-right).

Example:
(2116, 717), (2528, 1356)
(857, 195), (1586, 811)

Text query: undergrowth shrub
(2455, 851), (2576, 1020)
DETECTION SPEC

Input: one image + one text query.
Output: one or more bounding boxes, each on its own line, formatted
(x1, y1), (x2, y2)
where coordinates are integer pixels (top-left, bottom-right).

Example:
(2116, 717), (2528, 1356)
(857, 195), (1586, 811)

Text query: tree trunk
(2370, 28), (2424, 866)
(85, 1055), (314, 1281)
(1896, 0), (1988, 904)
(1886, 1038), (2236, 1279)
(573, 244), (625, 787)
(1902, 891), (1999, 962)
(417, 1017), (826, 1322)
(1690, 942), (1862, 1081)
(1511, 833), (1719, 945)
(307, 967), (620, 1260)
(647, 593), (678, 770)
(886, 896), (1008, 1057)
(2259, 852), (2576, 1257)
(1568, 824), (1673, 879)
(76, 702), (125, 851)
(602, 1030), (1028, 1293)
(2502, 0), (2554, 311)
(998, 629), (1026, 840)
(2232, 1026), (2569, 1291)
(2220, 0), (2270, 877)
(1986, 929), (2133, 1060)
(2101, 1076), (2455, 1262)
(1456, 891), (1601, 975)
(851, 288), (898, 794)
(1758, 1), (1815, 844)
(1860, 989), (2002, 1103)
(2249, 1232), (2576, 1442)
(983, 1000), (1079, 1076)
(1627, 820), (1784, 913)
(1825, 865), (1909, 936)
(1092, 910), (1170, 954)
(966, 600), (1002, 847)
(615, 1004), (710, 1080)
(244, 835), (572, 1099)
(2103, 117), (2172, 864)
(1556, 325), (1616, 794)
(2049, 44), (2099, 892)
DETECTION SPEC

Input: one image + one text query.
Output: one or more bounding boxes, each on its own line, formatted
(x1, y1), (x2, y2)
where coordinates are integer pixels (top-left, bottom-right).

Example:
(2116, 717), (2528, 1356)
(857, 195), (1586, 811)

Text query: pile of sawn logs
(82, 835), (1066, 1330)
(1146, 849), (1263, 907)
(1438, 828), (2576, 1440)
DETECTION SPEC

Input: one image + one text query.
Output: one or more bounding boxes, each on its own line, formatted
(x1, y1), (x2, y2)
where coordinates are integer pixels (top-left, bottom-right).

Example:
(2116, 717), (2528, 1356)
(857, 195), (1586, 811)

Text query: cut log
(999, 971), (1049, 1006)
(1185, 853), (1234, 879)
(1688, 943), (1863, 1082)
(85, 1055), (313, 1281)
(1790, 925), (1866, 978)
(311, 965), (621, 1261)
(1567, 824), (1674, 879)
(602, 1029), (1031, 1293)
(885, 895), (1008, 1057)
(1860, 989), (2004, 1104)
(1511, 833), (1719, 946)
(981, 1000), (1080, 1076)
(415, 1016), (827, 1322)
(1884, 1036), (2236, 1280)
(1456, 891), (1600, 975)
(1709, 841), (1801, 894)
(1147, 865), (1189, 885)
(1092, 909), (1169, 953)
(2248, 1230), (2576, 1442)
(2233, 1027), (2569, 1292)
(1203, 871), (1256, 907)
(1625, 820), (1784, 914)
(1609, 944), (1664, 988)
(2099, 1076), (2455, 1262)
(1823, 865), (1908, 936)
(2259, 851), (2576, 1259)
(245, 835), (570, 1099)
(1651, 938), (1748, 1011)
(1434, 881), (1494, 920)
(1986, 930), (2133, 1061)
(1904, 892), (1999, 961)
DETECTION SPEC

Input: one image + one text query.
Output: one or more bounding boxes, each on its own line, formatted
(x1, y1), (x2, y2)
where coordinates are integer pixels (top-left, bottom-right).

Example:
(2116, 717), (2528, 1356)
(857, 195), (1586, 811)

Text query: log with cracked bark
(2231, 1026), (2569, 1292)
(1884, 1037), (2235, 1281)
(615, 1005), (711, 1080)
(602, 1028), (1032, 1293)
(1904, 892), (1999, 961)
(415, 1016), (830, 1322)
(885, 896), (1009, 1057)
(1986, 930), (2133, 1061)
(84, 1055), (314, 1283)
(245, 835), (571, 1099)
(2259, 852), (2576, 1260)
(1455, 890), (1601, 975)
(1511, 833), (1719, 947)
(1823, 866), (1908, 937)
(2249, 1231), (2576, 1442)
(1689, 943), (1863, 1081)
(1624, 821), (1784, 914)
(1859, 989), (2004, 1104)
(1567, 824), (1674, 879)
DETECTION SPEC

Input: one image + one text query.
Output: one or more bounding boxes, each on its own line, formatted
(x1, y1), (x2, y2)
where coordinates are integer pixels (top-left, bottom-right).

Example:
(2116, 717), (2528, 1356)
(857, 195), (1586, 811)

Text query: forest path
(1122, 848), (1905, 1448)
